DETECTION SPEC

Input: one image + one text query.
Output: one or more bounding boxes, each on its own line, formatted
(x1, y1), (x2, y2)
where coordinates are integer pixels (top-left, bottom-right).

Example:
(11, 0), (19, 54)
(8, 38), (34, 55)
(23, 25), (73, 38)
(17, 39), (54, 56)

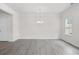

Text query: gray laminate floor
(0, 39), (79, 55)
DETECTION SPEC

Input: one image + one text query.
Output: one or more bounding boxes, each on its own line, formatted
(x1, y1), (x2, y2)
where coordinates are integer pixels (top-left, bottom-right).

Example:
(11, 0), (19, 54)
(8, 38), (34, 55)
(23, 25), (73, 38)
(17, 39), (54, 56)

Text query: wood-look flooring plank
(0, 39), (79, 55)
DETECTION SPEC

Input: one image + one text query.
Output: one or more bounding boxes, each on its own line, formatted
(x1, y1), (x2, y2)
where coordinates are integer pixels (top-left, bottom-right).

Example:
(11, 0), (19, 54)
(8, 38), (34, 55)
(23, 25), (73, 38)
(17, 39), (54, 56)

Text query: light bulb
(36, 21), (44, 24)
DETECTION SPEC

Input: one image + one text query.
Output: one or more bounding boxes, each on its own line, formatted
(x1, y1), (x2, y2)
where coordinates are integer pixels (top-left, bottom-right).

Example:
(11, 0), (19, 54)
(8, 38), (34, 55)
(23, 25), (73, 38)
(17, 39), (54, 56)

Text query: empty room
(0, 3), (79, 55)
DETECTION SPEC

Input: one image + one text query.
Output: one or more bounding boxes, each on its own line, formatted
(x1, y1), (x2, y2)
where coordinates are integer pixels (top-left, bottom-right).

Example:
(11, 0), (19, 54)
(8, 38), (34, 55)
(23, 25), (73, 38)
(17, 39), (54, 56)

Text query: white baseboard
(18, 34), (60, 39)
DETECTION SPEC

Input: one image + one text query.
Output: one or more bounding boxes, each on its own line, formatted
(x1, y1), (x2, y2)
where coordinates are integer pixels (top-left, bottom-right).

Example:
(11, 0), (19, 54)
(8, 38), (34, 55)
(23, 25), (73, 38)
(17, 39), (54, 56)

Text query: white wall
(60, 4), (79, 47)
(18, 12), (60, 39)
(0, 3), (61, 41)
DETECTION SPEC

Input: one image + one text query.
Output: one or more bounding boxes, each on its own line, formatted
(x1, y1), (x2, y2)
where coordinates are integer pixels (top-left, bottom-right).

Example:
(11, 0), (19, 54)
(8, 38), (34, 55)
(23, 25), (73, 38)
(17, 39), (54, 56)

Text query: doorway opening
(0, 10), (13, 41)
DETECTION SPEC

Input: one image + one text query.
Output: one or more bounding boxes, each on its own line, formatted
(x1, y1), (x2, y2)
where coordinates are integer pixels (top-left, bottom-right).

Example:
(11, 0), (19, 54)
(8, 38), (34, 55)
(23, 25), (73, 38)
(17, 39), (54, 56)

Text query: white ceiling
(6, 3), (71, 13)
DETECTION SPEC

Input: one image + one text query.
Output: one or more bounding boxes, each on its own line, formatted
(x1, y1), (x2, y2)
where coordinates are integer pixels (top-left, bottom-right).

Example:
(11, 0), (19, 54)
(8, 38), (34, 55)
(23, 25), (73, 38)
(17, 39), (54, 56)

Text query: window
(65, 17), (72, 36)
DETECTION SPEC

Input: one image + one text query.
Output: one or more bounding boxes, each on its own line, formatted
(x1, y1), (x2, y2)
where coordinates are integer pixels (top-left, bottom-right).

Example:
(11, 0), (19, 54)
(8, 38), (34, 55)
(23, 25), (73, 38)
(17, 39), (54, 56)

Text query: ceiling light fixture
(36, 7), (44, 24)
